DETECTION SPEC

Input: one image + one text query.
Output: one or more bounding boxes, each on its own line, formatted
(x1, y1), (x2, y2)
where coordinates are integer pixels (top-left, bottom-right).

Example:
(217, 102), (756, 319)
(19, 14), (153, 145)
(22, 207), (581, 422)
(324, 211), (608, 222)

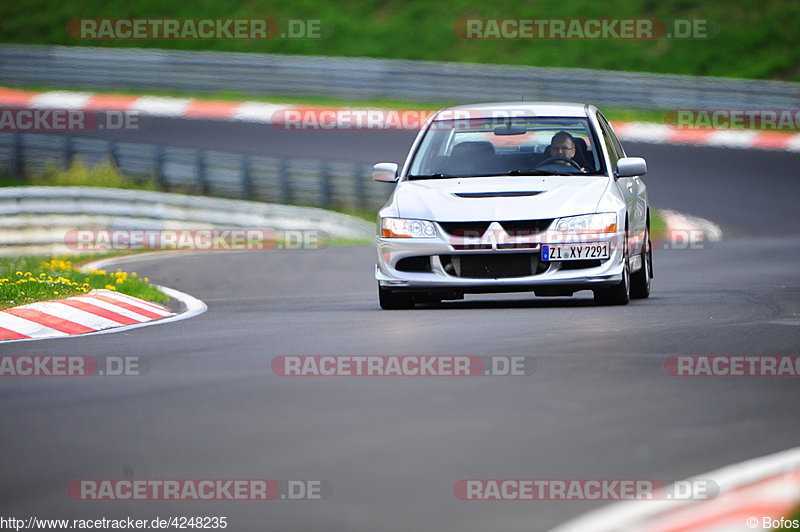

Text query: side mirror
(372, 163), (399, 182)
(616, 157), (647, 178)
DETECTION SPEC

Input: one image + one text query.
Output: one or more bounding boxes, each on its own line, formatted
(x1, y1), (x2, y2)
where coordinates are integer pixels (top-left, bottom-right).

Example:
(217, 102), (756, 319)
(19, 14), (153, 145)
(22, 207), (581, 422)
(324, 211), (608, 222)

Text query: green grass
(0, 157), (156, 189)
(31, 157), (157, 189)
(0, 175), (25, 187)
(0, 254), (168, 310)
(650, 209), (668, 239)
(0, 0), (798, 81)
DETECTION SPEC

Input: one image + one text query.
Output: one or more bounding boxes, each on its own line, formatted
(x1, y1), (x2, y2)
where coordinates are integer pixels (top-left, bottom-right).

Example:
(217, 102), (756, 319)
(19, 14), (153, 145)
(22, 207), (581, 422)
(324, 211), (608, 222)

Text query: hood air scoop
(452, 191), (543, 199)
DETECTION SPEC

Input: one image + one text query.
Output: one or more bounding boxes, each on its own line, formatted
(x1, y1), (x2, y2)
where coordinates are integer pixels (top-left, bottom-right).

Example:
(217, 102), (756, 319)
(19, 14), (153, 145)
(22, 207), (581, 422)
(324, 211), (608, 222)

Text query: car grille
(438, 222), (492, 237)
(440, 253), (547, 278)
(439, 219), (554, 238)
(498, 219), (555, 236)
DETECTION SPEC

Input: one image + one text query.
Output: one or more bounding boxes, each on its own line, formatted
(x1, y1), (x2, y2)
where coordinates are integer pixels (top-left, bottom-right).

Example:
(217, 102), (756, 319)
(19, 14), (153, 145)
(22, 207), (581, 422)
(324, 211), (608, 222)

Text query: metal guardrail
(2, 44), (799, 110)
(0, 131), (391, 212)
(0, 186), (375, 255)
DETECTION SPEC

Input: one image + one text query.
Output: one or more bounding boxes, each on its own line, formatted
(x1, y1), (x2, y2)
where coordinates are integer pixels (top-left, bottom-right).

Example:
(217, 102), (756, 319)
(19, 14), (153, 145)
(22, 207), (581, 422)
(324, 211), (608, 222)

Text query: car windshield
(407, 117), (606, 179)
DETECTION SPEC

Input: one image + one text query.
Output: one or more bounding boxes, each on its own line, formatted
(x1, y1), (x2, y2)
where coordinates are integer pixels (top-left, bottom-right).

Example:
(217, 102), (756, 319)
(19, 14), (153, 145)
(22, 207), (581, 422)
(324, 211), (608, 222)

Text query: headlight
(553, 213), (617, 233)
(380, 218), (437, 238)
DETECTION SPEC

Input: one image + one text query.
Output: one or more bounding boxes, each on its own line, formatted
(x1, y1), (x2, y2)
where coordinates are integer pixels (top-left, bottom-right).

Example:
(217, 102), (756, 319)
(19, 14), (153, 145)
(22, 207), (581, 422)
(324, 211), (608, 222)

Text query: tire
(378, 285), (415, 310)
(630, 227), (651, 299)
(593, 231), (631, 306)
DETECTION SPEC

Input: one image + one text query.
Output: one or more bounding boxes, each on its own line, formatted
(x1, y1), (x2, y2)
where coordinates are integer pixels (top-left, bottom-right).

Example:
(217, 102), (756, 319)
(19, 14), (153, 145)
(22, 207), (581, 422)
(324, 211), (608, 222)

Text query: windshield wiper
(508, 169), (582, 176)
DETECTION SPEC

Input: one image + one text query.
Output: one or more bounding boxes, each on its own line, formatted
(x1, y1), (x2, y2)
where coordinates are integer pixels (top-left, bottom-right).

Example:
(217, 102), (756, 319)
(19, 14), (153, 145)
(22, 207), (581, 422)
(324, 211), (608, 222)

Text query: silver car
(373, 102), (652, 309)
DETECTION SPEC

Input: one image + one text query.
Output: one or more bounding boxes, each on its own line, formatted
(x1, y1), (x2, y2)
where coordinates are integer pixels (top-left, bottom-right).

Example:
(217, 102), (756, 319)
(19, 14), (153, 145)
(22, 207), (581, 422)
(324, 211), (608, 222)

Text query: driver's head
(550, 132), (577, 160)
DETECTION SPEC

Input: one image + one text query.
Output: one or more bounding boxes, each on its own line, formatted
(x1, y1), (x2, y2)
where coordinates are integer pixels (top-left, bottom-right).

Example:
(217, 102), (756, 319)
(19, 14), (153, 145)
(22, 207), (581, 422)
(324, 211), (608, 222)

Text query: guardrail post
(354, 165), (367, 211)
(10, 132), (24, 179)
(279, 159), (291, 204)
(240, 155), (253, 200)
(196, 150), (207, 195)
(63, 136), (75, 169)
(320, 162), (332, 207)
(108, 141), (120, 169)
(154, 146), (167, 191)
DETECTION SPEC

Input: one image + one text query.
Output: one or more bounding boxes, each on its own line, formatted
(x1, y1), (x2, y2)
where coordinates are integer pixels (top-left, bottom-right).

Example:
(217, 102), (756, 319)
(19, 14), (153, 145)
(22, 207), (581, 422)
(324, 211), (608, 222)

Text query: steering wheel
(537, 156), (583, 171)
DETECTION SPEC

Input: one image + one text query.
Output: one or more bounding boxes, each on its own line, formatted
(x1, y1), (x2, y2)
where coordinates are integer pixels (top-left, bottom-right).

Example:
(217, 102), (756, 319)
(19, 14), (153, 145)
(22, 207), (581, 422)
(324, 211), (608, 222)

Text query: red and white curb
(0, 254), (208, 343)
(2, 87), (799, 152)
(548, 446), (800, 532)
(658, 209), (723, 246)
(0, 289), (173, 341)
(613, 122), (800, 152)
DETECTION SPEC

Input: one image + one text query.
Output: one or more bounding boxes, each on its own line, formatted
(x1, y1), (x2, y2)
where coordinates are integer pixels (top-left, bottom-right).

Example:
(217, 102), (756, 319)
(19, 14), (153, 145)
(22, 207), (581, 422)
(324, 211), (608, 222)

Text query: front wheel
(378, 285), (415, 310)
(593, 234), (630, 306)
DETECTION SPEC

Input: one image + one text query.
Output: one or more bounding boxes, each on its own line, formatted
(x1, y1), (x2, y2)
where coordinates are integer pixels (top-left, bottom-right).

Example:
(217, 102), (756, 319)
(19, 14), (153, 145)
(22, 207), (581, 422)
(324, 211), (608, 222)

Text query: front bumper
(376, 232), (625, 293)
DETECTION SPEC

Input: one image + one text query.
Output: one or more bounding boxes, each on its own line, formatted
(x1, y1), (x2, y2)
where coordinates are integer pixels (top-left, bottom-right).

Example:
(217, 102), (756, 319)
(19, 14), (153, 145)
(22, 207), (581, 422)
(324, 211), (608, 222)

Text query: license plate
(541, 243), (609, 261)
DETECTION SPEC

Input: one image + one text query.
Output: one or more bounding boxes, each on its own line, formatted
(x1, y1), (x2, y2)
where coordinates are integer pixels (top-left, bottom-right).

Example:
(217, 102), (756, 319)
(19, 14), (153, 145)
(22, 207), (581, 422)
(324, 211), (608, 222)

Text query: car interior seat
(447, 141), (498, 174)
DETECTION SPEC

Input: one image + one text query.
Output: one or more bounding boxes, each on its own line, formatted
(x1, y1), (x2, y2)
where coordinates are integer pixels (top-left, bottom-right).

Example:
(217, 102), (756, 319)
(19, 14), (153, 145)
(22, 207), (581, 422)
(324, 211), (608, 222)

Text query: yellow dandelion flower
(24, 272), (32, 277)
(105, 284), (117, 290)
(15, 271), (23, 276)
(53, 291), (59, 295)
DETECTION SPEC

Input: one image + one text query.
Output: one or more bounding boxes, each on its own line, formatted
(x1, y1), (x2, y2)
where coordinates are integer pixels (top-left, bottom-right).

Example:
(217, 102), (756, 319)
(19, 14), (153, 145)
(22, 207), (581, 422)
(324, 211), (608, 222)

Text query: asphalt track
(1, 118), (799, 532)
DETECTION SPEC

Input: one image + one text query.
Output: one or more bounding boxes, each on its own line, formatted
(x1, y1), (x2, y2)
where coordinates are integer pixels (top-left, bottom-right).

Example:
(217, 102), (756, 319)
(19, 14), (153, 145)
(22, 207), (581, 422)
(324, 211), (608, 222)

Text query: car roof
(433, 102), (592, 120)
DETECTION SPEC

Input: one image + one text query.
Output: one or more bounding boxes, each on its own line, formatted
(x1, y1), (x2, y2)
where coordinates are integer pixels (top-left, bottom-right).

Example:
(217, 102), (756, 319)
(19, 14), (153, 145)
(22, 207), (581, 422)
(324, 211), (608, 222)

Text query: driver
(548, 131), (587, 172)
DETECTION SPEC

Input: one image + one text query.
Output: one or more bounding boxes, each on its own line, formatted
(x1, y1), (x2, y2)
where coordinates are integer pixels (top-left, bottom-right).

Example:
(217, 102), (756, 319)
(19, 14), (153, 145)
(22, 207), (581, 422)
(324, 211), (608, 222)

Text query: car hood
(394, 175), (611, 221)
